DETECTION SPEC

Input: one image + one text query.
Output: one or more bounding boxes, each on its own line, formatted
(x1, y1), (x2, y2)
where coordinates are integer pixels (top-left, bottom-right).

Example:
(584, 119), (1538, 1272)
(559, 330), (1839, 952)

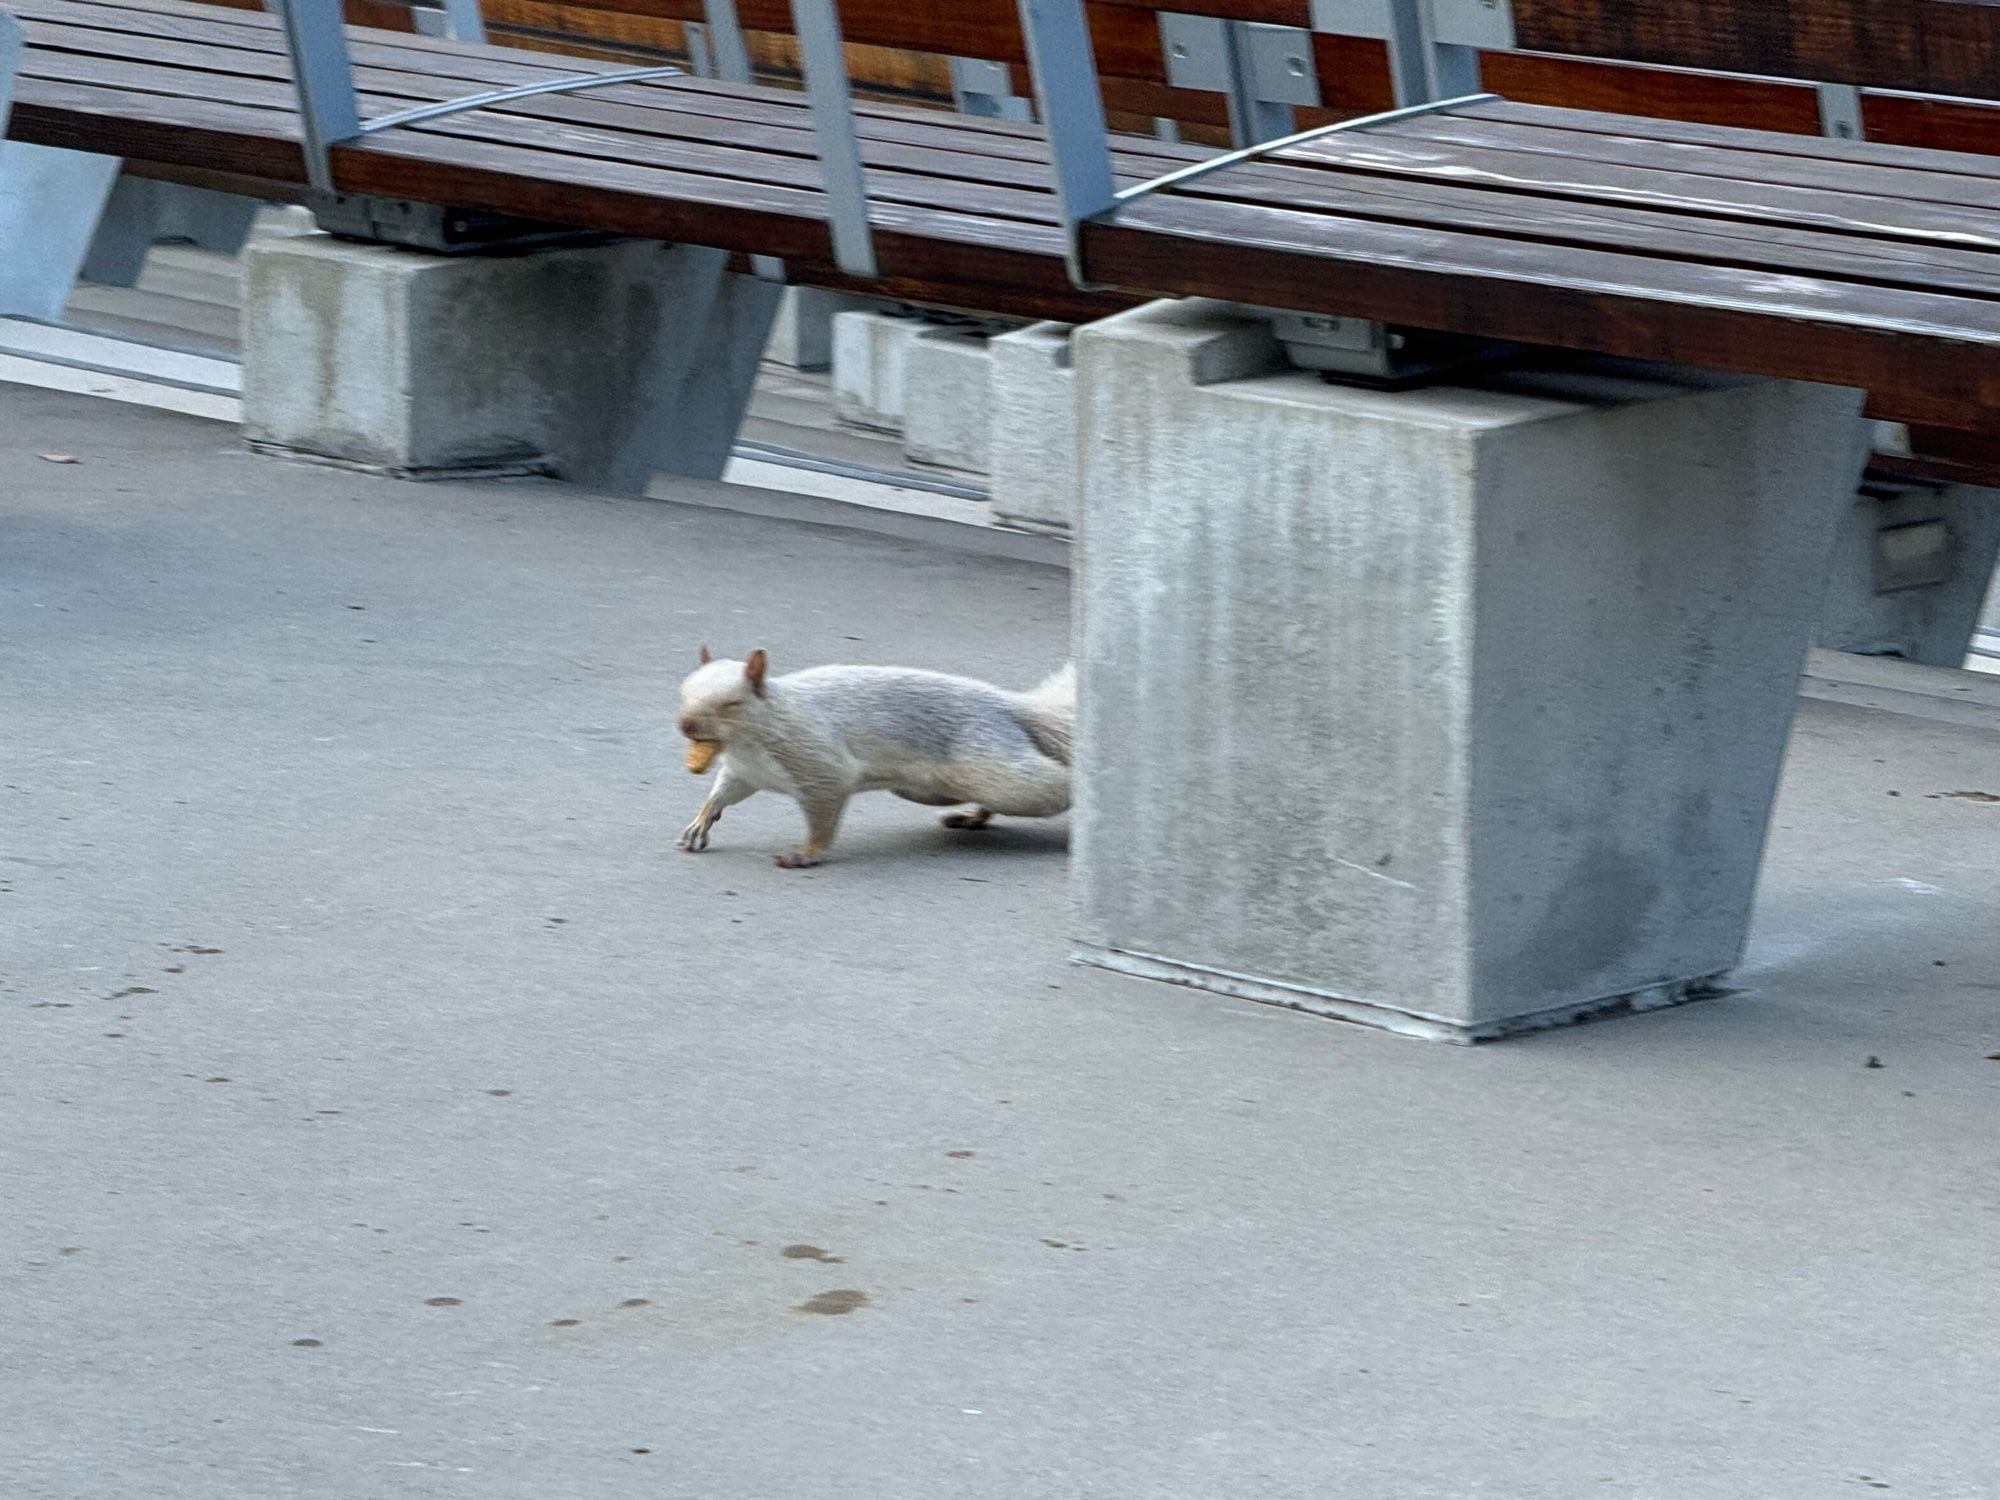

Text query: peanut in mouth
(684, 739), (721, 774)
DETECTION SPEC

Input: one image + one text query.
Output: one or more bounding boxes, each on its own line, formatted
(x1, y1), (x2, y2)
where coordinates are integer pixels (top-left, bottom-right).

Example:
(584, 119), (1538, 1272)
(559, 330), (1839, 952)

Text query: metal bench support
(786, 0), (875, 278)
(1160, 14), (1320, 147)
(0, 9), (122, 320)
(0, 10), (20, 137)
(950, 57), (1033, 123)
(1308, 0), (1515, 105)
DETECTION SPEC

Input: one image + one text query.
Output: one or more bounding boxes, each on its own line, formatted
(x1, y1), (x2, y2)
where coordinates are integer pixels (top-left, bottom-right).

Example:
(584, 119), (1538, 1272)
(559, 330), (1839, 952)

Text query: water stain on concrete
(795, 1290), (867, 1316)
(780, 1244), (842, 1264)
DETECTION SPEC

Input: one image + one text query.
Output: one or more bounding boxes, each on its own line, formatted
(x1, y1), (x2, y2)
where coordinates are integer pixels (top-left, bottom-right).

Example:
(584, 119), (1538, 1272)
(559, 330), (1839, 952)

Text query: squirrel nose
(678, 715), (701, 739)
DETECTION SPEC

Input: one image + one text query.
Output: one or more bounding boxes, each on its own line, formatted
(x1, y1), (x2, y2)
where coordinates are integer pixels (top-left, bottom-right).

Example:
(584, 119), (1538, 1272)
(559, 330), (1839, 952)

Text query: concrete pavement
(3, 384), (1997, 1498)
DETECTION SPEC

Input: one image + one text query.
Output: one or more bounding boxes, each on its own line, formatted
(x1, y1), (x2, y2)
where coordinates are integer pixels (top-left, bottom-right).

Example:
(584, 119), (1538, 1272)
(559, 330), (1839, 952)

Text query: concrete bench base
(830, 307), (923, 434)
(241, 234), (778, 493)
(904, 327), (995, 472)
(990, 322), (1076, 532)
(1071, 300), (1869, 1042)
(764, 285), (880, 371)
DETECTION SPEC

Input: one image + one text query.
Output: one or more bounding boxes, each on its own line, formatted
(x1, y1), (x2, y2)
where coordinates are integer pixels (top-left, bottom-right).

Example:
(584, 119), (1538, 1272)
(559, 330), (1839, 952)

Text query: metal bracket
(407, 0), (485, 43)
(1817, 82), (1865, 141)
(1309, 0), (1513, 103)
(307, 191), (617, 253)
(1252, 307), (1519, 386)
(950, 57), (1033, 122)
(1160, 15), (1317, 146)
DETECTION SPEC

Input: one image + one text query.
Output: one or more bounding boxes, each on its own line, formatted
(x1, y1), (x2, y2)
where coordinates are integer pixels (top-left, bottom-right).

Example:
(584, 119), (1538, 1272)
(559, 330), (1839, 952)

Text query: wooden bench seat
(13, 0), (2000, 430)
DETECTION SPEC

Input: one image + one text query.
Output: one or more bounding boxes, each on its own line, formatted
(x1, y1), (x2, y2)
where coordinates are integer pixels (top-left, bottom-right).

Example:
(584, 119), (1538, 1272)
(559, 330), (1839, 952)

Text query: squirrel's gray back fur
(777, 662), (1073, 769)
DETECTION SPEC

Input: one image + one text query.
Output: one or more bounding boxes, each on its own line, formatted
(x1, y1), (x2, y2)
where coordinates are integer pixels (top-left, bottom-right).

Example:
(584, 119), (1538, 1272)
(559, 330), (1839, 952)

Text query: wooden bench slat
(1392, 111), (2000, 213)
(1090, 195), (2000, 431)
(1466, 98), (2000, 184)
(1182, 162), (2000, 304)
(1277, 132), (2000, 254)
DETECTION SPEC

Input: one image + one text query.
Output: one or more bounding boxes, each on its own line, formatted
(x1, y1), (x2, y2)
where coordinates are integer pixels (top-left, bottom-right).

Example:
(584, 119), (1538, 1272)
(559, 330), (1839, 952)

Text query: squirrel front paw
(677, 815), (714, 852)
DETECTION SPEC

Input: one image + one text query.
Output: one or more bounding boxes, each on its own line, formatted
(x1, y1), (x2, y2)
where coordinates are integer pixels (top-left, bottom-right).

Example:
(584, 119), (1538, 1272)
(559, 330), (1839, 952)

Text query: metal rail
(1109, 91), (1497, 213)
(355, 66), (683, 138)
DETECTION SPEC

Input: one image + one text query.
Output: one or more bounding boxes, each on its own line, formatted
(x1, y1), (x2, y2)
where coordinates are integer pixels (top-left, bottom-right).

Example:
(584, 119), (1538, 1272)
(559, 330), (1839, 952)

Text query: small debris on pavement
(36, 452), (80, 464)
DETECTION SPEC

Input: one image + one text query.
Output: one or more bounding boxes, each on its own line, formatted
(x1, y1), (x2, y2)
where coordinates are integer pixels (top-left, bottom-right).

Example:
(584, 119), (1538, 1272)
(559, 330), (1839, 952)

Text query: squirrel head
(678, 646), (768, 742)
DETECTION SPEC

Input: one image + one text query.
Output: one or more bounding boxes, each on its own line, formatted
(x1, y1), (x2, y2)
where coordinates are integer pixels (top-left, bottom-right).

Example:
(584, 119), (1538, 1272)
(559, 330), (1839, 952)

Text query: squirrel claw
(677, 820), (712, 852)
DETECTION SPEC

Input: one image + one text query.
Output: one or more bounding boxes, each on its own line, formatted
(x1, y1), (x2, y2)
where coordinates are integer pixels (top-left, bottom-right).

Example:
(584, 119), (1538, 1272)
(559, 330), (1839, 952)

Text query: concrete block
(764, 285), (879, 370)
(989, 322), (1076, 532)
(903, 328), (996, 474)
(831, 308), (922, 433)
(1071, 299), (1868, 1042)
(1816, 480), (2000, 666)
(241, 234), (778, 493)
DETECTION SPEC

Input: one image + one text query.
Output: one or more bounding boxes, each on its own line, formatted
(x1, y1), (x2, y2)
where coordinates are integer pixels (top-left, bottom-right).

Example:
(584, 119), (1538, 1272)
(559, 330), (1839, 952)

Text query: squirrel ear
(745, 649), (768, 695)
(698, 643), (712, 665)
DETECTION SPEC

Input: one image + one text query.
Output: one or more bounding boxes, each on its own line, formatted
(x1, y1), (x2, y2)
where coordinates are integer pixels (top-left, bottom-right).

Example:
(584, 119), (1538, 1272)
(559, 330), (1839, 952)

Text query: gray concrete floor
(4, 384), (1999, 1499)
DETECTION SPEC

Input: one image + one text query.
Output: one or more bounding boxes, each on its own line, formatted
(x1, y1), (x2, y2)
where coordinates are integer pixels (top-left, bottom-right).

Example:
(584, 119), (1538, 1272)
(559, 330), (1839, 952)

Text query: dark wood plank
(1180, 160), (2000, 303)
(1384, 111), (2000, 211)
(1087, 193), (2000, 431)
(1465, 98), (2000, 182)
(1506, 0), (2000, 103)
(1275, 126), (2000, 252)
(1862, 90), (2000, 161)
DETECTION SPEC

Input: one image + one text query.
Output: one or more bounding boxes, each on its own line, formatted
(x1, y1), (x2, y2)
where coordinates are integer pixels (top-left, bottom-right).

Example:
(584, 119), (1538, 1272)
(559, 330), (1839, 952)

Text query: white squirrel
(675, 647), (1075, 867)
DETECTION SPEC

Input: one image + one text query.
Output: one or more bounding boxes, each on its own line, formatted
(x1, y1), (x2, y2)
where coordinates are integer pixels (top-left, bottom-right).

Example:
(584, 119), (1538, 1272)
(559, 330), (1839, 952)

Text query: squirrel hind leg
(941, 806), (993, 831)
(958, 758), (1071, 820)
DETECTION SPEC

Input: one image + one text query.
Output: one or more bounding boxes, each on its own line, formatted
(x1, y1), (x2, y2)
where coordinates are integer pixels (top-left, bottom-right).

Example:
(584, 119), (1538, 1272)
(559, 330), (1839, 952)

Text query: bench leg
(79, 176), (262, 289)
(1070, 300), (1868, 1042)
(0, 143), (121, 320)
(1815, 479), (2000, 668)
(241, 234), (780, 492)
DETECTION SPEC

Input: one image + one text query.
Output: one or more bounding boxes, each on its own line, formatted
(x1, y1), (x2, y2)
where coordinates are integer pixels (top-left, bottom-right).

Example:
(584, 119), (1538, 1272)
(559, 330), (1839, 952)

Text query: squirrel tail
(1015, 662), (1077, 765)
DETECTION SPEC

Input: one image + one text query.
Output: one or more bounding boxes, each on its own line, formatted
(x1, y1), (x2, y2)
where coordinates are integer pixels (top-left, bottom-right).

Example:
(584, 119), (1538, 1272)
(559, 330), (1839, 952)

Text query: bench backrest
(455, 0), (2000, 155)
